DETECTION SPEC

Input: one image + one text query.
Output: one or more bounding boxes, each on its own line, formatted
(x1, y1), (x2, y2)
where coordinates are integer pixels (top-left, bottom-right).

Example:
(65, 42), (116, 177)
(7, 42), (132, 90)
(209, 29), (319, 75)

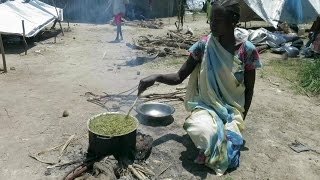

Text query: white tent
(0, 0), (63, 37)
(187, 0), (205, 10)
(243, 0), (320, 27)
(186, 0), (261, 21)
(187, 0), (320, 27)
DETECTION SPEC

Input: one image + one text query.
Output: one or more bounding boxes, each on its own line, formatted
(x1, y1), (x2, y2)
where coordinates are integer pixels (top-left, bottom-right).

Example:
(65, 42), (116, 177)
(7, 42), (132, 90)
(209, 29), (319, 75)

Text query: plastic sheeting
(234, 27), (298, 48)
(0, 0), (63, 37)
(243, 0), (320, 27)
(187, 0), (205, 10)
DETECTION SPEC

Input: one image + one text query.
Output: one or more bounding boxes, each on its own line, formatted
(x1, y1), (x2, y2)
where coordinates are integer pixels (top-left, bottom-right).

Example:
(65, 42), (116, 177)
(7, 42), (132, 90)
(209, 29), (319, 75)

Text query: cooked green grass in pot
(89, 114), (137, 136)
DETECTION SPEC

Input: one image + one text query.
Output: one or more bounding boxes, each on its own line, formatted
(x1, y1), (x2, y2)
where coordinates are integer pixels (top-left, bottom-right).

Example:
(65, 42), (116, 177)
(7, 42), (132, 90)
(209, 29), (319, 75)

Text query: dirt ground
(0, 14), (319, 180)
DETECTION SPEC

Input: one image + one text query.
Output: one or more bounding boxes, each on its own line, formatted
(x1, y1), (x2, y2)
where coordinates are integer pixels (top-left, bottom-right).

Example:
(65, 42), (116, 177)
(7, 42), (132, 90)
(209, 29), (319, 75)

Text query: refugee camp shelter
(243, 0), (320, 27)
(0, 0), (63, 73)
(187, 0), (261, 22)
(189, 0), (320, 27)
(131, 0), (177, 19)
(0, 0), (63, 37)
(40, 0), (112, 23)
(40, 0), (178, 23)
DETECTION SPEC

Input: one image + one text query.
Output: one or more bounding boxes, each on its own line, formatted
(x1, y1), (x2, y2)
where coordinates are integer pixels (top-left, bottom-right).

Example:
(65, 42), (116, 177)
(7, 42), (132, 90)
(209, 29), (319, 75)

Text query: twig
(4, 108), (11, 119)
(47, 159), (83, 169)
(128, 165), (144, 180)
(158, 163), (172, 177)
(141, 91), (185, 102)
(285, 77), (311, 98)
(135, 167), (154, 176)
(133, 163), (155, 176)
(64, 164), (89, 180)
(37, 143), (64, 156)
(141, 96), (184, 102)
(300, 87), (311, 98)
(267, 78), (280, 86)
(311, 149), (320, 155)
(86, 99), (110, 111)
(102, 51), (107, 59)
(29, 154), (56, 165)
(60, 134), (76, 156)
(143, 91), (186, 97)
(126, 96), (139, 117)
(137, 169), (147, 179)
(139, 36), (152, 42)
(37, 134), (86, 156)
(117, 85), (138, 95)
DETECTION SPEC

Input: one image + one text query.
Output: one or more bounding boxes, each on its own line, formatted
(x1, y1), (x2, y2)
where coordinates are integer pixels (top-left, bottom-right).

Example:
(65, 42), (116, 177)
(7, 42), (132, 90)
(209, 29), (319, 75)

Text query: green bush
(298, 60), (320, 95)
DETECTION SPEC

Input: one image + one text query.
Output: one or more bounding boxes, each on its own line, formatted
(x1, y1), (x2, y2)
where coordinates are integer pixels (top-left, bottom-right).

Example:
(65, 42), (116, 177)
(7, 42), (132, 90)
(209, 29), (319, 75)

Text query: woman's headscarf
(212, 0), (240, 24)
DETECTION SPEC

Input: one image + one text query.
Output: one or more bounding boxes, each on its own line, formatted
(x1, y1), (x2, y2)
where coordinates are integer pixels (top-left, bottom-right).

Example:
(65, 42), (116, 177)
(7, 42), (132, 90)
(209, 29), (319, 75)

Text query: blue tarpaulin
(244, 0), (320, 27)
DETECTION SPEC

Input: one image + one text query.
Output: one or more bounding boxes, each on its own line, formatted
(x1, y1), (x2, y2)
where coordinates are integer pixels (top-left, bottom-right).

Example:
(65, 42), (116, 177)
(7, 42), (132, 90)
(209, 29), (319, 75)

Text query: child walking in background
(114, 13), (123, 41)
(112, 0), (127, 42)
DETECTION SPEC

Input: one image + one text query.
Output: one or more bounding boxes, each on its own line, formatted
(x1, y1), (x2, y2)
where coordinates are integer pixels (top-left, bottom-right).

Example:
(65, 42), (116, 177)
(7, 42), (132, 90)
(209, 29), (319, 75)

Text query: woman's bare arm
(138, 56), (198, 95)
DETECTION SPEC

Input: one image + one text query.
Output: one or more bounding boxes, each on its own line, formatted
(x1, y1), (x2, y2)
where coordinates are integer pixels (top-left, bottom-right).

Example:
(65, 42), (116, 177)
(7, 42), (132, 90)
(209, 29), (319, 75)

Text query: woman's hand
(137, 75), (159, 96)
(137, 56), (198, 96)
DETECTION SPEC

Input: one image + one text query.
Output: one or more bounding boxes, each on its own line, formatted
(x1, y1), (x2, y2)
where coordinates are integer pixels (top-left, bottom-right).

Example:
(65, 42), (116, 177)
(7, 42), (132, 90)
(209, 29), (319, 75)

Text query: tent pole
(51, 0), (64, 36)
(58, 21), (64, 36)
(22, 20), (28, 55)
(0, 33), (7, 73)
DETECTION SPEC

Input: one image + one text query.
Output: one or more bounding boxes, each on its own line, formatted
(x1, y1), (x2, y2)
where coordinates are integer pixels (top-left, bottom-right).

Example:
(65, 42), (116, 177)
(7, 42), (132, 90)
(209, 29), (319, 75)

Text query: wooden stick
(47, 159), (83, 169)
(136, 169), (147, 179)
(158, 163), (172, 177)
(29, 154), (56, 165)
(133, 164), (155, 176)
(21, 20), (28, 55)
(135, 167), (152, 176)
(37, 133), (86, 156)
(285, 77), (311, 98)
(0, 33), (7, 73)
(267, 78), (280, 86)
(59, 21), (64, 36)
(60, 134), (75, 156)
(51, 0), (64, 36)
(64, 164), (89, 180)
(126, 96), (139, 117)
(128, 165), (144, 180)
(37, 143), (64, 156)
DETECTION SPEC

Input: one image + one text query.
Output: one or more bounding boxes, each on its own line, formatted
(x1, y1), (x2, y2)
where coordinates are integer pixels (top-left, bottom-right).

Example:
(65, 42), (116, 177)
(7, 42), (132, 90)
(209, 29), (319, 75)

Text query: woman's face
(210, 6), (233, 37)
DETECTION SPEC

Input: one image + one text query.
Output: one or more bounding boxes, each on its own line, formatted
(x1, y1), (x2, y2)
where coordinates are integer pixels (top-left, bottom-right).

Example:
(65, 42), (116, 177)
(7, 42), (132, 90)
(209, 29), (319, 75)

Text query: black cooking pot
(86, 112), (139, 159)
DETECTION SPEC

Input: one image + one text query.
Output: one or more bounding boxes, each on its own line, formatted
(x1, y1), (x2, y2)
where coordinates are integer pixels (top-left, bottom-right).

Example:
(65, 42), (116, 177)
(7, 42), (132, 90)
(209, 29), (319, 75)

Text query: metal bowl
(136, 102), (175, 119)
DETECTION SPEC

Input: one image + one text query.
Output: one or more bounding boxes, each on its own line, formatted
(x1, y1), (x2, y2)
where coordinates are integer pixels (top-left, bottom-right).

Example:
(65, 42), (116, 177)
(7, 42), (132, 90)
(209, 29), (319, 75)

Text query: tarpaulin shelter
(187, 0), (261, 21)
(0, 0), (63, 37)
(130, 0), (177, 19)
(186, 0), (204, 10)
(243, 0), (320, 27)
(0, 0), (63, 71)
(40, 0), (177, 22)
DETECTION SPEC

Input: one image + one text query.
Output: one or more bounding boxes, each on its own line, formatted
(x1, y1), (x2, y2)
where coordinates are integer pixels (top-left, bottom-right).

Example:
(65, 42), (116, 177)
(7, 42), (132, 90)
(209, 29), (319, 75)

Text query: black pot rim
(87, 112), (139, 138)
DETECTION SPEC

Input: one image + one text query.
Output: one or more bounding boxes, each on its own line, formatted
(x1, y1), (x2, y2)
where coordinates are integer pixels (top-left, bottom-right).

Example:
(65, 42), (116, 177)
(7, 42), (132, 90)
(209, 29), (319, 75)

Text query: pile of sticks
(132, 30), (200, 57)
(125, 20), (164, 29)
(141, 88), (186, 102)
(127, 163), (155, 180)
